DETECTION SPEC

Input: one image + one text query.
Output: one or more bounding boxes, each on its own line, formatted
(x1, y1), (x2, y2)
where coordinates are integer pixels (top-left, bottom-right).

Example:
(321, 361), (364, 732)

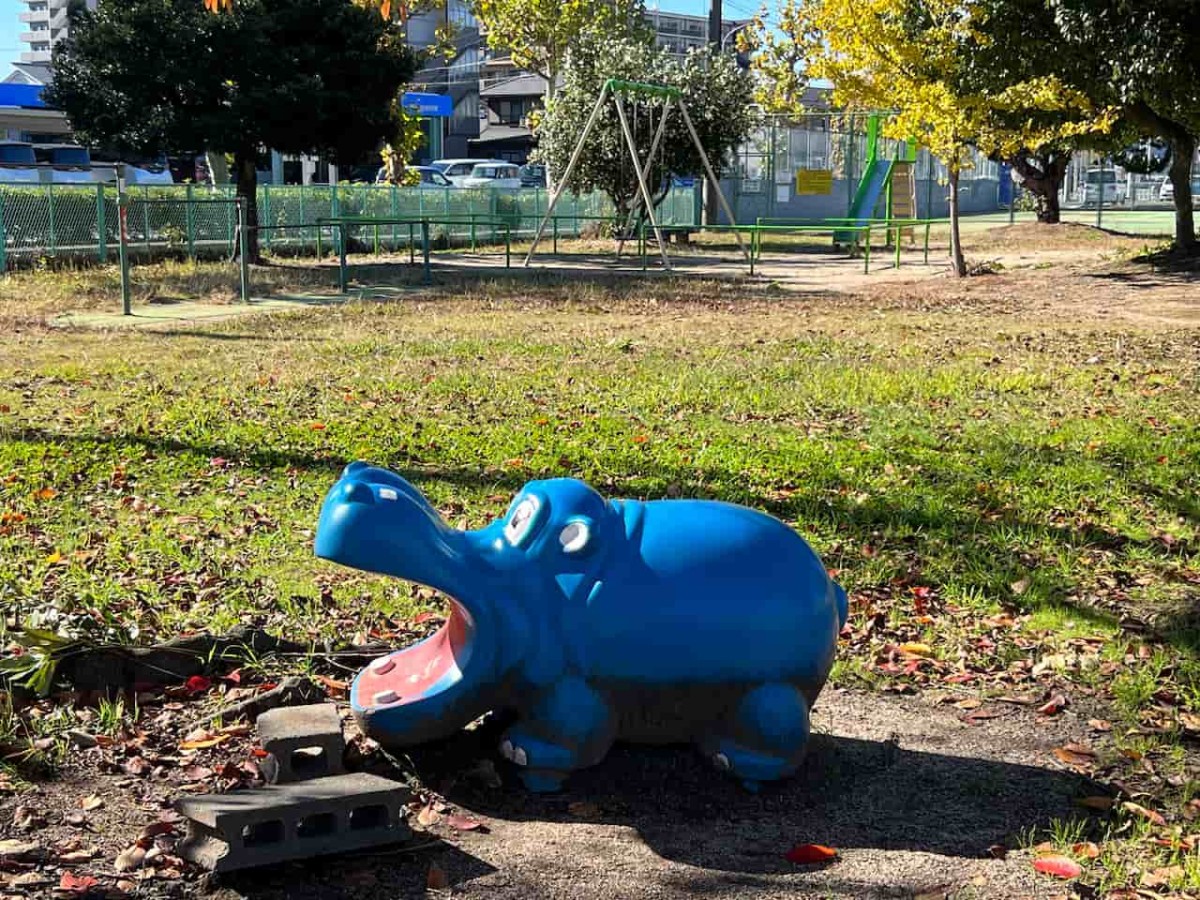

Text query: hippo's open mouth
(352, 599), (477, 710)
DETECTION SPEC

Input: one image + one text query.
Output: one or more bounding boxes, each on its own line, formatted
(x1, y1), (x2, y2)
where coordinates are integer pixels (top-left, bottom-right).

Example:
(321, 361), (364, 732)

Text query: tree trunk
(1167, 131), (1196, 252)
(948, 165), (966, 276)
(234, 149), (260, 264)
(1125, 101), (1196, 252)
(1010, 149), (1068, 224)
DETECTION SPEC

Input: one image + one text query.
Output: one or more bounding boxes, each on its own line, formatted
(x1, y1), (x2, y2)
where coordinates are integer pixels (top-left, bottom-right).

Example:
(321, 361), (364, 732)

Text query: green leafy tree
(1045, 0), (1199, 250)
(471, 0), (649, 102)
(535, 34), (756, 228)
(47, 0), (417, 261)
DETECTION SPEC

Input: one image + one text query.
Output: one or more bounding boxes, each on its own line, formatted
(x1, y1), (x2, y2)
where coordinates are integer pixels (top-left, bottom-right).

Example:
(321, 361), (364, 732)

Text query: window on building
(31, 41), (49, 50)
(447, 0), (474, 28)
(30, 22), (48, 30)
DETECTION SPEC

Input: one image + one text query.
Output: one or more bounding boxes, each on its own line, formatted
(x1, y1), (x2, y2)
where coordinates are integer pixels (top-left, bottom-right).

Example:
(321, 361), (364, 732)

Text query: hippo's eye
(504, 495), (541, 546)
(558, 520), (590, 554)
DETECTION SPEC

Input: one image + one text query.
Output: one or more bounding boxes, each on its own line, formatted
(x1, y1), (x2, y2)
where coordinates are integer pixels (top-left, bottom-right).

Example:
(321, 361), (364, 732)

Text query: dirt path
(116, 688), (1095, 900)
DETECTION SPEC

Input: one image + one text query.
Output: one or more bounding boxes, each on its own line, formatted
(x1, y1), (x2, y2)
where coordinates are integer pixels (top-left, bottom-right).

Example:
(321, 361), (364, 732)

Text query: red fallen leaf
(1122, 801), (1166, 826)
(59, 871), (99, 894)
(785, 843), (838, 864)
(426, 863), (449, 890)
(221, 669), (242, 685)
(1033, 855), (1082, 879)
(962, 709), (1002, 725)
(632, 435), (649, 444)
(412, 611), (443, 625)
(1037, 694), (1067, 715)
(184, 675), (211, 694)
(446, 814), (485, 832)
(209, 457), (229, 468)
(251, 747), (270, 759)
(310, 422), (327, 431)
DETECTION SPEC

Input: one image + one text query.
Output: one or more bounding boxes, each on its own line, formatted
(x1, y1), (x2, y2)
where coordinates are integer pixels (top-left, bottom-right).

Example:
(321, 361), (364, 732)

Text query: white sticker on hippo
(379, 487), (398, 501)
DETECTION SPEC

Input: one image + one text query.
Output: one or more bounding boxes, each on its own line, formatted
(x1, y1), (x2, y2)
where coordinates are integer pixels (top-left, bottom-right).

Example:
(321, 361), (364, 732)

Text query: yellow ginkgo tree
(748, 0), (1112, 275)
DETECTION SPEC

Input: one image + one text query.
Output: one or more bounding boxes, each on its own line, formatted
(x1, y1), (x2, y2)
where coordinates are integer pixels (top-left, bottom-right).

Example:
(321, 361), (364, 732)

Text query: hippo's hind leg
(697, 682), (811, 791)
(500, 676), (615, 793)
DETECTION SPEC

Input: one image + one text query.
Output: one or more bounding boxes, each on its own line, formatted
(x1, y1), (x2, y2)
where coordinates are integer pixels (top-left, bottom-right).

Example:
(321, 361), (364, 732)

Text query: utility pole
(704, 0), (722, 226)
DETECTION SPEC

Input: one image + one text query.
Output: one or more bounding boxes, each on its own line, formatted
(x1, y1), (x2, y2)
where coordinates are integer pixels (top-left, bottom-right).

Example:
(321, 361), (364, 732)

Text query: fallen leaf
(33, 487), (57, 501)
(1075, 796), (1114, 811)
(80, 795), (104, 811)
(1053, 745), (1095, 768)
(115, 844), (146, 872)
(179, 735), (229, 751)
(1121, 801), (1166, 826)
(309, 422), (327, 431)
(898, 642), (933, 657)
(122, 757), (152, 777)
(417, 804), (441, 827)
(0, 839), (43, 862)
(58, 871), (99, 894)
(1037, 694), (1067, 715)
(1071, 841), (1100, 859)
(1032, 855), (1082, 879)
(1087, 719), (1112, 732)
(1141, 865), (1182, 888)
(954, 698), (982, 710)
(315, 674), (348, 698)
(184, 675), (211, 694)
(785, 843), (838, 864)
(426, 863), (449, 890)
(446, 814), (485, 832)
(1010, 578), (1030, 595)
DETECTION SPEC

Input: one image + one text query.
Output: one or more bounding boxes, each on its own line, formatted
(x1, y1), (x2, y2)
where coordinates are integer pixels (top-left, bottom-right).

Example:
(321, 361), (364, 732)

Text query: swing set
(523, 78), (749, 271)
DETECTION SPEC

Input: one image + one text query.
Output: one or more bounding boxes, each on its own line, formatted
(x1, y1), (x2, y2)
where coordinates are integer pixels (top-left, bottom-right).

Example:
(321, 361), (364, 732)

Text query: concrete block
(256, 703), (345, 783)
(175, 773), (412, 872)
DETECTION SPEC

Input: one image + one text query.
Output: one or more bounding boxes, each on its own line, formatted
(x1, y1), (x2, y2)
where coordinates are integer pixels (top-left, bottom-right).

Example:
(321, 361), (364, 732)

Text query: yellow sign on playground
(795, 169), (833, 195)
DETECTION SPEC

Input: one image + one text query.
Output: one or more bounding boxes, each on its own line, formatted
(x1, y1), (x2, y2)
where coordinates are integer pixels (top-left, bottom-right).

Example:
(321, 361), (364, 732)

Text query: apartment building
(17, 0), (96, 65)
(645, 9), (747, 57)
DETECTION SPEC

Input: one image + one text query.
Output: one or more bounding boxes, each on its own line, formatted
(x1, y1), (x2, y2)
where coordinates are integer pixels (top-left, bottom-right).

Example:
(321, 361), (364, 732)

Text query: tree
(748, 0), (1109, 274)
(1047, 0), (1199, 251)
(471, 0), (648, 103)
(47, 0), (417, 262)
(535, 34), (756, 230)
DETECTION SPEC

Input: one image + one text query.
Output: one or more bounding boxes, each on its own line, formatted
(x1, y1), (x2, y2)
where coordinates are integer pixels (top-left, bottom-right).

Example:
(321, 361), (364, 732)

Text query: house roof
(469, 124), (534, 145)
(480, 73), (548, 99)
(3, 62), (52, 86)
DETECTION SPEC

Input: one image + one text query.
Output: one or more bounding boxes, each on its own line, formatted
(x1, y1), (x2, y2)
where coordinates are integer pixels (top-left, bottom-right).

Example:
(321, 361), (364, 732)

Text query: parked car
(126, 156), (175, 185)
(460, 162), (522, 189)
(0, 141), (40, 183)
(1081, 166), (1125, 206)
(375, 165), (455, 188)
(519, 163), (546, 188)
(36, 144), (97, 184)
(1158, 176), (1200, 205)
(429, 158), (492, 185)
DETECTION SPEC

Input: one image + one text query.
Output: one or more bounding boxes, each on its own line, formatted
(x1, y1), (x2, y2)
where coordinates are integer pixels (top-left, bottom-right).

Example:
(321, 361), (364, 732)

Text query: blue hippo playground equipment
(314, 462), (848, 792)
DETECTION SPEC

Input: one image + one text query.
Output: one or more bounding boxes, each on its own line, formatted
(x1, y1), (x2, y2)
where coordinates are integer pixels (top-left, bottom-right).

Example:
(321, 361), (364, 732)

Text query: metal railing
(0, 182), (700, 266)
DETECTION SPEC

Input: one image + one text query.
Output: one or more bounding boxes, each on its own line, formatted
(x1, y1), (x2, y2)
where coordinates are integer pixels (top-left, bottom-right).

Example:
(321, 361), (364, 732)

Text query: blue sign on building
(0, 84), (47, 109)
(401, 92), (452, 118)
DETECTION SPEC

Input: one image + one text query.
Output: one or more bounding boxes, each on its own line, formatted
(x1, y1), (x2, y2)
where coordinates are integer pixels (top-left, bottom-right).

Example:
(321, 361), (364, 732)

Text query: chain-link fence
(722, 112), (1006, 224)
(0, 182), (700, 267)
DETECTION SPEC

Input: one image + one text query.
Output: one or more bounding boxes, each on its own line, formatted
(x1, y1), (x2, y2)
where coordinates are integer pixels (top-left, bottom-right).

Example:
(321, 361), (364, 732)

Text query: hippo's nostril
(341, 482), (376, 504)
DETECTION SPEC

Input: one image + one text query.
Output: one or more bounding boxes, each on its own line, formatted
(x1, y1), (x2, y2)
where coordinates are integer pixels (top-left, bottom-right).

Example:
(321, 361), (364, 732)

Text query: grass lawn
(1, 243), (1199, 895)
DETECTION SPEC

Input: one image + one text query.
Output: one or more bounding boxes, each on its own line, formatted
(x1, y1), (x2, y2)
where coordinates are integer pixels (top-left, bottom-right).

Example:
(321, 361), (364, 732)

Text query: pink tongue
(358, 607), (470, 706)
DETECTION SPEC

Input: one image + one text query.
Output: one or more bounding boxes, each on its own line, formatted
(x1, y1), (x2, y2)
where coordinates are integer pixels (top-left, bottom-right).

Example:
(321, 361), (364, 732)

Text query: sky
(0, 0), (758, 79)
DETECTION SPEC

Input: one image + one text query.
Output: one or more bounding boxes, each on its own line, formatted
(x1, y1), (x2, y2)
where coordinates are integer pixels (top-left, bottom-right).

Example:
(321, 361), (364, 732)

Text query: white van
(430, 158), (492, 186)
(1081, 167), (1125, 206)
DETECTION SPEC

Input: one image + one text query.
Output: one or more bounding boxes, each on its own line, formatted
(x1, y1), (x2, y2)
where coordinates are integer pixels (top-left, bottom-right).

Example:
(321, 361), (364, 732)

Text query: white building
(17, 0), (96, 65)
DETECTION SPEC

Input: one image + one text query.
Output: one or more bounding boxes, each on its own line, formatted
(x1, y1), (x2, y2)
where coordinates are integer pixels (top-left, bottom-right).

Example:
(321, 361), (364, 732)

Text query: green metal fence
(0, 182), (700, 266)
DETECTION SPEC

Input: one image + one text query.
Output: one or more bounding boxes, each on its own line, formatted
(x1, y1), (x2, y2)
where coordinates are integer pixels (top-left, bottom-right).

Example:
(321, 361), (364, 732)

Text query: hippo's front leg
(500, 676), (615, 792)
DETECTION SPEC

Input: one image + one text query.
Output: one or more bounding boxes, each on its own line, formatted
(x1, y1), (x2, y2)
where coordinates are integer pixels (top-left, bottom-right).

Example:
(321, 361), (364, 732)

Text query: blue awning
(0, 84), (47, 109)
